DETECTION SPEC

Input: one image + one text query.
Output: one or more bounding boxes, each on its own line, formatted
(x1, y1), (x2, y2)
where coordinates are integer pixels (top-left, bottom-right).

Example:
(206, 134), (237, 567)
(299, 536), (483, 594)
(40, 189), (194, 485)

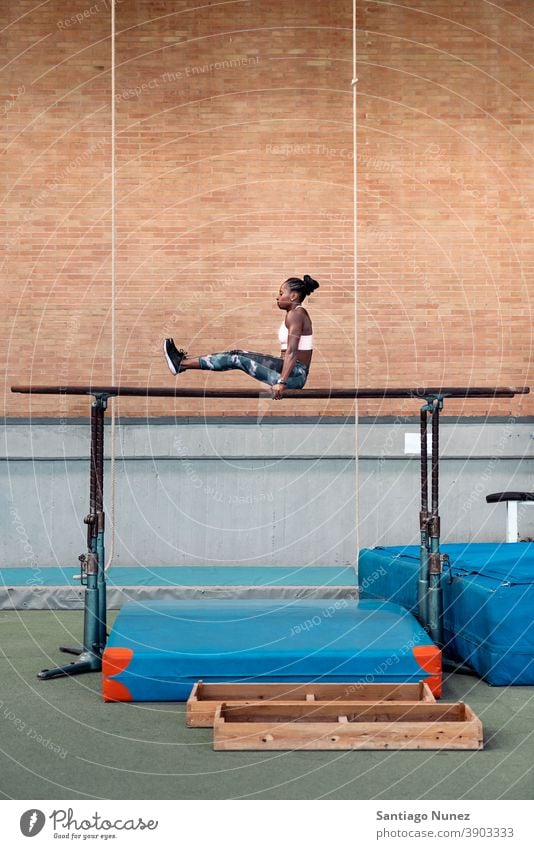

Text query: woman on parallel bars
(163, 275), (319, 399)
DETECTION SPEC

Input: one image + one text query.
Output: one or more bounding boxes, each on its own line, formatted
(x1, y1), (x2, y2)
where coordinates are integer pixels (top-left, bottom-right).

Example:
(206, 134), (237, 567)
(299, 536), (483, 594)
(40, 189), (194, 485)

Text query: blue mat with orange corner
(102, 598), (441, 702)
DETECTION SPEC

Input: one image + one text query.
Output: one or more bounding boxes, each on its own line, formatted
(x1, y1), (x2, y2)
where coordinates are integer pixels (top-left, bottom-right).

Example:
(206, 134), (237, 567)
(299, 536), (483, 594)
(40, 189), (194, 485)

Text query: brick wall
(3, 0), (532, 419)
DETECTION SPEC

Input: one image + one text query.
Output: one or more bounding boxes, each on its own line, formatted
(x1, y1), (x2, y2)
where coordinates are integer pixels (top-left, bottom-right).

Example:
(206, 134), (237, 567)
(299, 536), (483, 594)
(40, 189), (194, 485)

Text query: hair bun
(303, 274), (319, 295)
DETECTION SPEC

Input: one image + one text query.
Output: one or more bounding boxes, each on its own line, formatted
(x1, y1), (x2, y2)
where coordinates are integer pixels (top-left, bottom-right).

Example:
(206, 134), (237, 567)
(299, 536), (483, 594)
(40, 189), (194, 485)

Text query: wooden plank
(217, 702), (467, 723)
(186, 680), (436, 727)
(212, 701), (483, 751)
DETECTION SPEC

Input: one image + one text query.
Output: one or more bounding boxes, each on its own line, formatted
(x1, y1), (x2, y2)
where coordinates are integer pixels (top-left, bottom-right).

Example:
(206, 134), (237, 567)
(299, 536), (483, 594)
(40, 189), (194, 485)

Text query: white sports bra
(278, 308), (313, 351)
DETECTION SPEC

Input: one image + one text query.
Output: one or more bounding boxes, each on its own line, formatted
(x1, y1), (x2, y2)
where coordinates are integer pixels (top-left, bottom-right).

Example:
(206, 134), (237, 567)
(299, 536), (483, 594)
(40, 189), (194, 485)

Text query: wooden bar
(187, 680), (435, 727)
(11, 385), (529, 399)
(213, 701), (483, 751)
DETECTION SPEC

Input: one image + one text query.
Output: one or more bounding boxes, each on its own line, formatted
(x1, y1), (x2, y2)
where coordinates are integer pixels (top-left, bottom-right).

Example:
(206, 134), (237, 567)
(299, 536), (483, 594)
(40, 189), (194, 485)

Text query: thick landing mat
(359, 542), (534, 685)
(0, 565), (357, 609)
(102, 598), (441, 702)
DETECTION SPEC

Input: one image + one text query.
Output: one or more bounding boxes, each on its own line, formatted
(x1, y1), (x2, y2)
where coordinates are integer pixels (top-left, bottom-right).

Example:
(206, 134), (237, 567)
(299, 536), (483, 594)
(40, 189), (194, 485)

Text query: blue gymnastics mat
(102, 598), (441, 702)
(359, 543), (534, 686)
(0, 565), (358, 609)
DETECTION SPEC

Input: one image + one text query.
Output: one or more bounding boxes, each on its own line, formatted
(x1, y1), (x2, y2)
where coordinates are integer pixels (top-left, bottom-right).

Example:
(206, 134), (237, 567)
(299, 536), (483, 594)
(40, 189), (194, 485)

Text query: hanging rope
(105, 0), (116, 572)
(352, 0), (360, 573)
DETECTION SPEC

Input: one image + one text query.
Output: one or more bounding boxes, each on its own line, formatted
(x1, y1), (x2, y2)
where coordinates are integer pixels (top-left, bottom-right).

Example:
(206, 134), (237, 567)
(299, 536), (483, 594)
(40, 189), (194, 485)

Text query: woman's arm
(272, 310), (304, 399)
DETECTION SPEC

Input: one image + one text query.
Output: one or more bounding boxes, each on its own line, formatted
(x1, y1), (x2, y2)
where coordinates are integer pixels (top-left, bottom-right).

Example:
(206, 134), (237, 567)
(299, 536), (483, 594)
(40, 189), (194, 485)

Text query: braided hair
(284, 274), (320, 301)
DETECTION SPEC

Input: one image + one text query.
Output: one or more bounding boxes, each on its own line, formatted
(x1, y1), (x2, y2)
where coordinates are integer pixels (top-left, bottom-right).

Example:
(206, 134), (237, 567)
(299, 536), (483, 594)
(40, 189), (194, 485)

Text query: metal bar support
(38, 394), (109, 679)
(418, 406), (430, 627)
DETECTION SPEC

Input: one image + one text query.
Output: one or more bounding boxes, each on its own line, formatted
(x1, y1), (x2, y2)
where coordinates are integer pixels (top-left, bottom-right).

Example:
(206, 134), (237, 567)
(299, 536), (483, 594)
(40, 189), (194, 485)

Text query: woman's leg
(197, 352), (308, 389)
(284, 362), (308, 389)
(178, 351), (283, 371)
(194, 351), (283, 386)
(176, 348), (308, 389)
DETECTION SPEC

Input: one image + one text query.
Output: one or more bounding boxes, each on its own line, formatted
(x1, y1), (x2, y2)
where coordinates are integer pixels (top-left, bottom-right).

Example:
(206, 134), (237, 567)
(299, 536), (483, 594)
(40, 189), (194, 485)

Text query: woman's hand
(272, 381), (286, 400)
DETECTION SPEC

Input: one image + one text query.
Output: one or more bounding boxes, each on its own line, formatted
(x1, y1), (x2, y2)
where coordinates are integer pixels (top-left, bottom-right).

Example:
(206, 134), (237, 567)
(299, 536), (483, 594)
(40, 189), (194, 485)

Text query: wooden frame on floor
(212, 701), (483, 751)
(186, 680), (436, 727)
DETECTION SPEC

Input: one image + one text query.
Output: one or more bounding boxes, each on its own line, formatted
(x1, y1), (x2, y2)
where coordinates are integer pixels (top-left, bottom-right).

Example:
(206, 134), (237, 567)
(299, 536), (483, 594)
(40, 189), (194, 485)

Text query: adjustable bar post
(38, 394), (109, 678)
(418, 406), (430, 626)
(426, 396), (447, 646)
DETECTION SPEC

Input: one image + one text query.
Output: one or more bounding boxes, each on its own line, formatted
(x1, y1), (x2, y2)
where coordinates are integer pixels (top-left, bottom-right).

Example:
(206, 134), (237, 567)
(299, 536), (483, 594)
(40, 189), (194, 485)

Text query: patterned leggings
(198, 350), (309, 388)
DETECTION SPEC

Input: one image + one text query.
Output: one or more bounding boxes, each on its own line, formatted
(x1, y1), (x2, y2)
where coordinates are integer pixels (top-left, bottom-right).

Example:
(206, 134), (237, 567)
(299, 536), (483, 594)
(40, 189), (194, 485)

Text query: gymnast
(163, 275), (319, 399)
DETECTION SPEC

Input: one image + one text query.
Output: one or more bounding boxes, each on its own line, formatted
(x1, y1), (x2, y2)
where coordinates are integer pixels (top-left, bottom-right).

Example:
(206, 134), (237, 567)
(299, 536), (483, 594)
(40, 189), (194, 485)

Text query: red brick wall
(3, 0), (532, 418)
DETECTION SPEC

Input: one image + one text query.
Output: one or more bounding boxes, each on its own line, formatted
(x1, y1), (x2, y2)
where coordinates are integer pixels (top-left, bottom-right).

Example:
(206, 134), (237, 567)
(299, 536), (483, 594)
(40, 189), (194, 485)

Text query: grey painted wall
(2, 419), (533, 568)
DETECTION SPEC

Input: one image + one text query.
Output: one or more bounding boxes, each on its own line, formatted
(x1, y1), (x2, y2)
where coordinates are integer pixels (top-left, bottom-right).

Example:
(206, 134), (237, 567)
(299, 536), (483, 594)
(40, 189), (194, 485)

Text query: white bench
(486, 492), (534, 542)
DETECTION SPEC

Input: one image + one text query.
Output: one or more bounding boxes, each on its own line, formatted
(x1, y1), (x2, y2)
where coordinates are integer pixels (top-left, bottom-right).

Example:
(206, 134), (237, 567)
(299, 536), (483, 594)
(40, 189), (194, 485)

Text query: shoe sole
(163, 340), (177, 375)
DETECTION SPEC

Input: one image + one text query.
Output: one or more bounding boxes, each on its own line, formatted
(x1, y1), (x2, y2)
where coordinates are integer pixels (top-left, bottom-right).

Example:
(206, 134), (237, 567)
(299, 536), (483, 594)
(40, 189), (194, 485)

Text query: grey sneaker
(163, 339), (187, 375)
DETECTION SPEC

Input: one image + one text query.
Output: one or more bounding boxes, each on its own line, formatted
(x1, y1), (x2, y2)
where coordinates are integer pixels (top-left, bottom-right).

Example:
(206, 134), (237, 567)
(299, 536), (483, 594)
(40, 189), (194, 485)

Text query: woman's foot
(163, 339), (187, 375)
